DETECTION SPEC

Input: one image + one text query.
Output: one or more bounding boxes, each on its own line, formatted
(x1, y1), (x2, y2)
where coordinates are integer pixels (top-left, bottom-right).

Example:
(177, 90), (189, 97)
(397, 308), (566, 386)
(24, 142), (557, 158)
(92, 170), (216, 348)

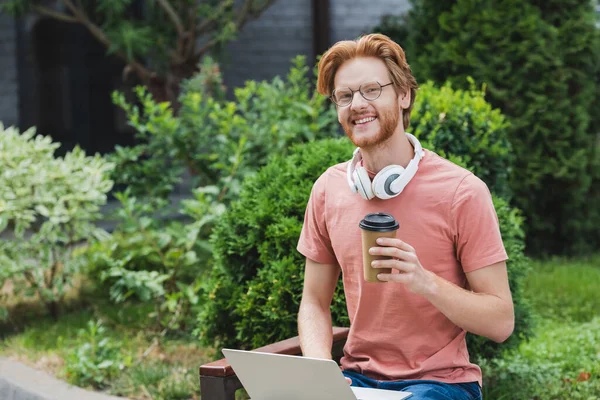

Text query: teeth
(356, 117), (376, 124)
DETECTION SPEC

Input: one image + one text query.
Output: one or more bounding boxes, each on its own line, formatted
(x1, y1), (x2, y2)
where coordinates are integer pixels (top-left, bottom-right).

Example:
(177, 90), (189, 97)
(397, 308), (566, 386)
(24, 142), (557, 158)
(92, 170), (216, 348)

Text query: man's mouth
(353, 116), (377, 125)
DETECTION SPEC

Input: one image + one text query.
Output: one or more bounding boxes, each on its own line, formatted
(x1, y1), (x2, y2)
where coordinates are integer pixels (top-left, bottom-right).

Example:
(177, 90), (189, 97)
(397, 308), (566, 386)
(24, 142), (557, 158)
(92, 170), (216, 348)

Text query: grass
(1, 255), (598, 399)
(481, 254), (600, 399)
(524, 254), (600, 322)
(0, 297), (214, 400)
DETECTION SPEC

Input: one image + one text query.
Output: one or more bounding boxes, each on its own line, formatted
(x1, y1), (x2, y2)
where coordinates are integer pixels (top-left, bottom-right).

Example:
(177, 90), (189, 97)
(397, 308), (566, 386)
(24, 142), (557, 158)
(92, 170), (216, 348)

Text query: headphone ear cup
(372, 165), (405, 200)
(353, 167), (374, 200)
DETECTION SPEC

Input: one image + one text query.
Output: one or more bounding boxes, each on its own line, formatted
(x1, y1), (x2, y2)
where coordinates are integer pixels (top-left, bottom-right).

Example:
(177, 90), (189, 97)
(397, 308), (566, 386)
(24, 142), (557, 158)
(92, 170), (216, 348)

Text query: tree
(375, 0), (600, 256)
(1, 0), (277, 107)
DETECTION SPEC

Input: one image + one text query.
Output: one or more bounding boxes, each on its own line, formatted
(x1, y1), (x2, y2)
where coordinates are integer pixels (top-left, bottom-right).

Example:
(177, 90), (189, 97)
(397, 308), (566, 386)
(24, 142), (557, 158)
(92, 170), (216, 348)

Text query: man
(296, 33), (514, 400)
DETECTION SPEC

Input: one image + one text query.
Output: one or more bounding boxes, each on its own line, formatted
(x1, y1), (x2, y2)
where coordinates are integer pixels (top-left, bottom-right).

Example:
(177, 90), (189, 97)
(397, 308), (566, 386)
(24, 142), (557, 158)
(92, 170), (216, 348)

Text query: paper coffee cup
(359, 213), (399, 283)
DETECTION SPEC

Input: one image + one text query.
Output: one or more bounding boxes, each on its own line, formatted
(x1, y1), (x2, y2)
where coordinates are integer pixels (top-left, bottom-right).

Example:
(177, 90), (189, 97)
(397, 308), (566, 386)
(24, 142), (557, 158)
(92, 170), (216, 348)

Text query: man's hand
(369, 237), (436, 296)
(340, 366), (352, 385)
(371, 237), (515, 343)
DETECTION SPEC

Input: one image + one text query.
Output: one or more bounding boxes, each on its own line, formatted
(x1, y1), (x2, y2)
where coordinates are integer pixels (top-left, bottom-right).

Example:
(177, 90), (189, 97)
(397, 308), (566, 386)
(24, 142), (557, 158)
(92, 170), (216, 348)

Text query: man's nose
(350, 91), (368, 111)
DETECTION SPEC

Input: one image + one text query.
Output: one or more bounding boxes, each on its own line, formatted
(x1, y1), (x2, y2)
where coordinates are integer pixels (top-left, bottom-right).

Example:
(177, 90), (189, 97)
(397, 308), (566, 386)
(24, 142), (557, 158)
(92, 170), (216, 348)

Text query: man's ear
(398, 90), (411, 110)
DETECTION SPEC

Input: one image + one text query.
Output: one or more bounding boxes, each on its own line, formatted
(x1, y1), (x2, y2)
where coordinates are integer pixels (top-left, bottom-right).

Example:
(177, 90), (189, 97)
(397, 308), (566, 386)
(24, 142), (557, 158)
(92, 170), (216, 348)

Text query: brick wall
(221, 0), (411, 93)
(330, 0), (411, 43)
(0, 1), (414, 124)
(0, 14), (19, 127)
(221, 0), (314, 92)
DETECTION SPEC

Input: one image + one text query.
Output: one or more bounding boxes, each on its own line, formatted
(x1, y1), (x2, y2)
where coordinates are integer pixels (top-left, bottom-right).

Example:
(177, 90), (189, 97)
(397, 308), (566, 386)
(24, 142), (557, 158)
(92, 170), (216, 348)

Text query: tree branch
(196, 1), (231, 34)
(235, 0), (254, 28)
(184, 2), (199, 58)
(33, 5), (79, 23)
(191, 0), (275, 61)
(59, 0), (154, 82)
(156, 0), (185, 36)
(192, 37), (218, 62)
(235, 0), (276, 31)
(59, 0), (110, 48)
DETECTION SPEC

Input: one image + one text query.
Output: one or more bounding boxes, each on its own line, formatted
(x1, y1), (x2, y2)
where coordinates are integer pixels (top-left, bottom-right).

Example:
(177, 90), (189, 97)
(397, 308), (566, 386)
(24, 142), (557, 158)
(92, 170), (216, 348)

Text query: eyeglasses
(330, 81), (394, 107)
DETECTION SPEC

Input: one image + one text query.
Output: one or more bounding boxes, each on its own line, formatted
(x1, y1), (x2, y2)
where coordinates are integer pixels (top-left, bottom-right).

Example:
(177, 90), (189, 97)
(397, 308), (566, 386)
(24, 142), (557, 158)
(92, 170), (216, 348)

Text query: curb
(0, 358), (129, 400)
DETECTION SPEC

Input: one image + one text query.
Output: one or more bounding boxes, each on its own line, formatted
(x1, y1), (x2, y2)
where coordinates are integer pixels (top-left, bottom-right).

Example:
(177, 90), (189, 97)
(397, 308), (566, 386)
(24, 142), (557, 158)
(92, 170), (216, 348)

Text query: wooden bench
(198, 327), (350, 400)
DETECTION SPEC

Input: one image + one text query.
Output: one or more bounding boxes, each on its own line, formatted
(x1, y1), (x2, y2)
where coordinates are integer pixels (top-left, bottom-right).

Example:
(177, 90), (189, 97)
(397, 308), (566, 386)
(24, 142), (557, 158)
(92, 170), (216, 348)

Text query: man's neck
(361, 129), (415, 173)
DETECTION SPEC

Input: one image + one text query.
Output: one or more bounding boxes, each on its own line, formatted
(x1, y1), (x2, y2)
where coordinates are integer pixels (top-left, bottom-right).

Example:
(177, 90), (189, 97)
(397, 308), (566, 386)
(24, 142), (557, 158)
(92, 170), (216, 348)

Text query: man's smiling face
(334, 56), (408, 149)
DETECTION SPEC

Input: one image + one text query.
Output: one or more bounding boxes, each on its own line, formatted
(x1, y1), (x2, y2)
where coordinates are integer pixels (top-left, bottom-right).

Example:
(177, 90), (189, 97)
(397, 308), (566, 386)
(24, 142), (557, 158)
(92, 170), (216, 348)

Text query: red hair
(317, 33), (418, 129)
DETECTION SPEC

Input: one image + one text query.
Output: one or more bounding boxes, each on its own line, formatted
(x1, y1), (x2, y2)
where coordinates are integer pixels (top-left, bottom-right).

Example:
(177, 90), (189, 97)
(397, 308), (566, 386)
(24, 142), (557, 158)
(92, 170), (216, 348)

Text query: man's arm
(298, 257), (341, 359)
(372, 238), (514, 343)
(424, 261), (514, 343)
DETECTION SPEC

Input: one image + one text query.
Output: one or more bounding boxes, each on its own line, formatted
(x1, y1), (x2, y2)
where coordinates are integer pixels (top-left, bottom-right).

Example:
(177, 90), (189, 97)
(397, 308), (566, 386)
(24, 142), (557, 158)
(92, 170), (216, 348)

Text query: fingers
(376, 272), (410, 283)
(372, 259), (413, 272)
(375, 237), (415, 252)
(346, 377), (352, 385)
(369, 245), (416, 263)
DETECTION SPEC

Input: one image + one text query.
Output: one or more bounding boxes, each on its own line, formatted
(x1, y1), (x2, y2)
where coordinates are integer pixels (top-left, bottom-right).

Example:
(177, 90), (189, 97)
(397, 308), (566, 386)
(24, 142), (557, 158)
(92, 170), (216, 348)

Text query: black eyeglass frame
(330, 81), (395, 107)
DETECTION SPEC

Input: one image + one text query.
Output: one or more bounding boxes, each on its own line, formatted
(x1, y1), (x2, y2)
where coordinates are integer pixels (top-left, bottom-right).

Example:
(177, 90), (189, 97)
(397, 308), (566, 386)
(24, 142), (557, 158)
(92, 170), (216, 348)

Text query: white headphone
(346, 133), (425, 200)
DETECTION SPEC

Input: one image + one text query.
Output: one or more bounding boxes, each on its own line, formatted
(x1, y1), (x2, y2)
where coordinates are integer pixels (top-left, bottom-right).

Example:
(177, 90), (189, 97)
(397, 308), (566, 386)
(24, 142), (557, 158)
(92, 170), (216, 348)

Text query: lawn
(1, 255), (599, 399)
(480, 254), (600, 399)
(0, 294), (213, 400)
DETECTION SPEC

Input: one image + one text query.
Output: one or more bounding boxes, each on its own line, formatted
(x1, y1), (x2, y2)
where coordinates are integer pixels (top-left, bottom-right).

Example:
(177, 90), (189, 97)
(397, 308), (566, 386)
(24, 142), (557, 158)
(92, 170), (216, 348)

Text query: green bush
(111, 55), (338, 202)
(197, 129), (532, 360)
(195, 138), (353, 349)
(82, 190), (215, 332)
(375, 0), (600, 256)
(411, 81), (513, 199)
(64, 320), (128, 389)
(84, 56), (340, 334)
(0, 124), (114, 319)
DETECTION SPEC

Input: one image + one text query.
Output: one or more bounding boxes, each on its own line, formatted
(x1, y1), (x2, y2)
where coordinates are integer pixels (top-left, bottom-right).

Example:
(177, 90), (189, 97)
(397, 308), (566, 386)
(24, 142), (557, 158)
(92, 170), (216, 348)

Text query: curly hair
(317, 33), (418, 129)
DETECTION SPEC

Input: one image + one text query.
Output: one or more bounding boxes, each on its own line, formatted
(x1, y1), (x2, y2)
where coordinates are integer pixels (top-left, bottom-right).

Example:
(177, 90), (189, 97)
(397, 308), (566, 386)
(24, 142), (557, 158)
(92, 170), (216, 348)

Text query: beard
(341, 105), (401, 149)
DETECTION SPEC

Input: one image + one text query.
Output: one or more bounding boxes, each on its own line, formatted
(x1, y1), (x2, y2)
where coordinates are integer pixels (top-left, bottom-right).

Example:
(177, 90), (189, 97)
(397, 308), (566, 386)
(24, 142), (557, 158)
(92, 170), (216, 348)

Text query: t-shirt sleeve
(451, 173), (508, 273)
(297, 172), (337, 265)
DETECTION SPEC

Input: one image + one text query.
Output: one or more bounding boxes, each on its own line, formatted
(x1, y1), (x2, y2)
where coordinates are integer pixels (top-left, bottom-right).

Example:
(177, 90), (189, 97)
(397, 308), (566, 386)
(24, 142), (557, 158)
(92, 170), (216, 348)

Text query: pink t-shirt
(297, 149), (508, 387)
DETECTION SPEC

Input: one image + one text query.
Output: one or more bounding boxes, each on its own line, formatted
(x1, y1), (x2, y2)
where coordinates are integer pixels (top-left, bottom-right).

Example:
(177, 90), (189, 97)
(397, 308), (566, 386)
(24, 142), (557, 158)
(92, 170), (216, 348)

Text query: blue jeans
(343, 370), (482, 400)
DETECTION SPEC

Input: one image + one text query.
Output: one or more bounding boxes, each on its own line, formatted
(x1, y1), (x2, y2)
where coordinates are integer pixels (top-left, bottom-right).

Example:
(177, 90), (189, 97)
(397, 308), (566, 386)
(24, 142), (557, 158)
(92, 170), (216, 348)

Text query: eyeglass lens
(332, 82), (383, 106)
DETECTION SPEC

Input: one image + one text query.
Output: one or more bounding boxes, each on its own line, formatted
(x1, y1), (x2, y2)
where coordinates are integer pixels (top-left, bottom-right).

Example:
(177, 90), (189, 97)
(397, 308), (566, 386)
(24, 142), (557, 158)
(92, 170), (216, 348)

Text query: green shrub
(84, 56), (339, 335)
(197, 136), (532, 360)
(375, 0), (600, 256)
(111, 55), (338, 202)
(481, 318), (600, 399)
(82, 188), (219, 333)
(64, 320), (128, 389)
(195, 138), (354, 349)
(411, 81), (513, 199)
(0, 124), (114, 319)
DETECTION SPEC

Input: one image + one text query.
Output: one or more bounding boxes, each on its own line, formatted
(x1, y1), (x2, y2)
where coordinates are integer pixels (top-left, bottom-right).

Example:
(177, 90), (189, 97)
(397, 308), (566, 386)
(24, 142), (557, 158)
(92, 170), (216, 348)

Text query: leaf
(576, 371), (591, 382)
(35, 204), (51, 217)
(0, 307), (8, 322)
(0, 217), (8, 233)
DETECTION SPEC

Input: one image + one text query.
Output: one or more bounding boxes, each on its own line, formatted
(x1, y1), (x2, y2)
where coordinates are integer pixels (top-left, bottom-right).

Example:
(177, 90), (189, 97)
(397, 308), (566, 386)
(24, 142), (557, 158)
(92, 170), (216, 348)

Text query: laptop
(222, 348), (412, 400)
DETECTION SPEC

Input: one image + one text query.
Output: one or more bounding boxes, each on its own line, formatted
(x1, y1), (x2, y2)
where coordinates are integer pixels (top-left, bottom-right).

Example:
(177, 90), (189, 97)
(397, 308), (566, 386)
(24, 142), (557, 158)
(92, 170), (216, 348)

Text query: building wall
(221, 0), (412, 92)
(221, 0), (314, 92)
(0, 14), (19, 127)
(0, 1), (414, 128)
(330, 0), (411, 43)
